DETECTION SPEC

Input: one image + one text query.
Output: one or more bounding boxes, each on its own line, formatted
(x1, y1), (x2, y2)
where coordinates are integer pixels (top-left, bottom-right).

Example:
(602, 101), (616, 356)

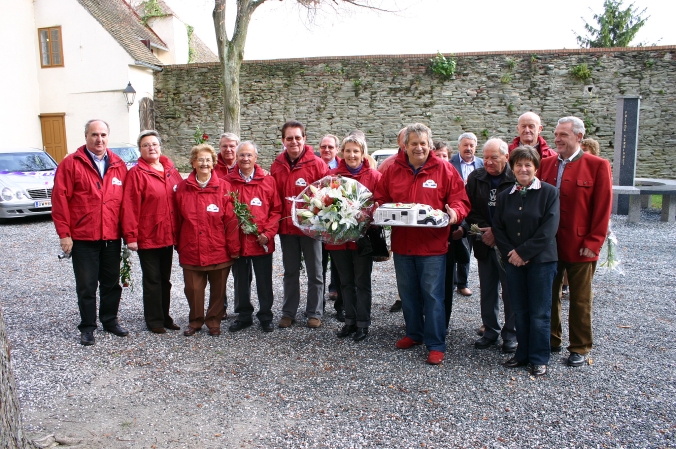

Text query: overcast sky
(166, 0), (674, 60)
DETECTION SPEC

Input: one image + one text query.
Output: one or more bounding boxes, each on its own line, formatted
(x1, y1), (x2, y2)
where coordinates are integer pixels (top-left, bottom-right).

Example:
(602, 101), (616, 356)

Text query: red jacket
(270, 145), (329, 236)
(374, 150), (470, 256)
(52, 145), (127, 241)
(213, 152), (236, 179)
(175, 172), (241, 266)
(121, 155), (183, 249)
(377, 149), (403, 174)
(225, 165), (282, 257)
(325, 158), (382, 251)
(540, 152), (612, 262)
(508, 135), (557, 159)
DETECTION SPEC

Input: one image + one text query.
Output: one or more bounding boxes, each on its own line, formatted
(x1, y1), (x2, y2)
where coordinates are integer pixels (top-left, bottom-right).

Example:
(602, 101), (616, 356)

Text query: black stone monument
(612, 96), (641, 215)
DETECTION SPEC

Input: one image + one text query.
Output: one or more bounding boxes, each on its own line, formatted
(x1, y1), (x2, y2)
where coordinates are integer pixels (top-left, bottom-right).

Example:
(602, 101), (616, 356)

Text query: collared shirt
(85, 147), (108, 179)
(326, 158), (338, 170)
(460, 157), (477, 181)
(239, 169), (254, 183)
(509, 177), (542, 195)
(555, 147), (582, 189)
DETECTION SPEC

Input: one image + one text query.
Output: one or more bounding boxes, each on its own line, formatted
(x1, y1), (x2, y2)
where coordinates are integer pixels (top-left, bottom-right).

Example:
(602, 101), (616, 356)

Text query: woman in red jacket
(175, 144), (240, 337)
(327, 135), (382, 342)
(122, 130), (183, 334)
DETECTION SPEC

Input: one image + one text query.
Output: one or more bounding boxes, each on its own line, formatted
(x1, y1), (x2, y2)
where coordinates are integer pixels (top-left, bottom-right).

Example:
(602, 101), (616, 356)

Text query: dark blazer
(492, 180), (560, 264)
(450, 154), (484, 180)
(462, 166), (516, 260)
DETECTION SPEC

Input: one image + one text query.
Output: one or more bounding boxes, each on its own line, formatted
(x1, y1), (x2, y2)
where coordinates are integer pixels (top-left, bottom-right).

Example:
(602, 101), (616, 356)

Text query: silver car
(109, 143), (140, 170)
(0, 148), (57, 220)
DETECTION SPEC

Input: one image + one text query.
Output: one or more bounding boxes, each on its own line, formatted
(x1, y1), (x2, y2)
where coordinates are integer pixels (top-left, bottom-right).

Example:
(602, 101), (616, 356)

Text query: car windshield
(110, 147), (140, 163)
(0, 152), (57, 172)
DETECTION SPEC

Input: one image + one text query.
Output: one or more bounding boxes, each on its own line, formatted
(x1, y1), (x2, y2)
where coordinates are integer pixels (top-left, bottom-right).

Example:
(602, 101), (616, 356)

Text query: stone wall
(154, 46), (676, 178)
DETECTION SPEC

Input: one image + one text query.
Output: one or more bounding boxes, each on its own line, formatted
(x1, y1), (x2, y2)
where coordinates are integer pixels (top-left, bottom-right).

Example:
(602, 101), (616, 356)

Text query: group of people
(52, 112), (612, 376)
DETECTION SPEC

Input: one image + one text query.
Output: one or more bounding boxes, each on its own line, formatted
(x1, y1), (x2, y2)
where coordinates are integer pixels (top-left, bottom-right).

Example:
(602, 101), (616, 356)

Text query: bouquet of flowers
(468, 223), (505, 271)
(291, 175), (374, 245)
(120, 244), (134, 290)
(230, 191), (268, 253)
(599, 228), (624, 275)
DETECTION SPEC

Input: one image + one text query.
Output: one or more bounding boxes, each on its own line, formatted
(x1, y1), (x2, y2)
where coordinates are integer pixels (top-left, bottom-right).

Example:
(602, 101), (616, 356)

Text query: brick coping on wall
(163, 45), (676, 70)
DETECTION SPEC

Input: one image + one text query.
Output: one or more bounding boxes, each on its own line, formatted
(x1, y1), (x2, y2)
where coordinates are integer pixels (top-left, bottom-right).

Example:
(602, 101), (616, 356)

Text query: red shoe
(426, 350), (444, 365)
(396, 336), (423, 349)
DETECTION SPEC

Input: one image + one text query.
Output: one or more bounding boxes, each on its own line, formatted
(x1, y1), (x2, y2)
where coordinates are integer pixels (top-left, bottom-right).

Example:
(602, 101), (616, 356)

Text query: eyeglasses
(320, 145), (335, 150)
(237, 153), (255, 159)
(197, 158), (213, 164)
(141, 143), (160, 148)
(284, 136), (303, 142)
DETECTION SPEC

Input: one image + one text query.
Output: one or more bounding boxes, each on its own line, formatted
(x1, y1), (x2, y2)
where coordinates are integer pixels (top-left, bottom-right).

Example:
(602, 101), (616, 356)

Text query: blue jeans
(393, 253), (447, 352)
(505, 261), (557, 365)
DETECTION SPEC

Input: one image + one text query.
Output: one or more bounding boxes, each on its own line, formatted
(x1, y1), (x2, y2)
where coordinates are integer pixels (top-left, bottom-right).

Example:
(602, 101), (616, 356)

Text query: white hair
(557, 116), (585, 136)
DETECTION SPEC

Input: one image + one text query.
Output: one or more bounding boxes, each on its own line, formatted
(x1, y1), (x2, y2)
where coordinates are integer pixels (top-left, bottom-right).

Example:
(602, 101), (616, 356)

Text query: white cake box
(373, 203), (449, 227)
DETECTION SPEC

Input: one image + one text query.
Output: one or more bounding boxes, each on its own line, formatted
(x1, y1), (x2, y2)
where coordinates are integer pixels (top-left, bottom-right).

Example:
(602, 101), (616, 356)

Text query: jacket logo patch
(251, 197), (262, 206)
(295, 178), (307, 187)
(112, 177), (122, 186)
(422, 179), (437, 188)
(206, 204), (220, 213)
(173, 184), (178, 192)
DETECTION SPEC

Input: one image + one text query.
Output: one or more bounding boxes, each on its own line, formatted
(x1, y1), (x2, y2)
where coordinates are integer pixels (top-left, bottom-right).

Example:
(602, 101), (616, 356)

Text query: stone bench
(613, 184), (676, 223)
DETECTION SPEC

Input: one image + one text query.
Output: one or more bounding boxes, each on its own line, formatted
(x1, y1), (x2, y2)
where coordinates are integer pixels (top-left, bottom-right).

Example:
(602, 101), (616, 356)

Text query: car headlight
(1, 187), (14, 201)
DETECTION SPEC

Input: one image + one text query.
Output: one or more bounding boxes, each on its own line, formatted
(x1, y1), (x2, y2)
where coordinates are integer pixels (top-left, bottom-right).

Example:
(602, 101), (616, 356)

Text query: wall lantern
(123, 82), (136, 109)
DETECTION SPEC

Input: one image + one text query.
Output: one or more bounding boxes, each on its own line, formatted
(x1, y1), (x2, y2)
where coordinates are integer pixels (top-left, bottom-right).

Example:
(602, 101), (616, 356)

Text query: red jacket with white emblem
(121, 155), (183, 249)
(325, 158), (382, 251)
(175, 172), (241, 266)
(270, 146), (329, 236)
(226, 165), (282, 257)
(52, 145), (127, 241)
(374, 150), (470, 256)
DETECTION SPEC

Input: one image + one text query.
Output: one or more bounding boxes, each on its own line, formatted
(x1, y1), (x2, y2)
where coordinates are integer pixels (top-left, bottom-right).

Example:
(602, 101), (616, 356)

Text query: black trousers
(137, 246), (174, 328)
(71, 239), (122, 332)
(232, 254), (274, 323)
(330, 250), (373, 328)
(321, 246), (343, 312)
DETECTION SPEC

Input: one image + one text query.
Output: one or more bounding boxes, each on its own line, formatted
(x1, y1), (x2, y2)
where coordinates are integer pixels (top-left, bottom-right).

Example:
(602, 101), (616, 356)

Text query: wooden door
(139, 97), (155, 130)
(39, 113), (68, 162)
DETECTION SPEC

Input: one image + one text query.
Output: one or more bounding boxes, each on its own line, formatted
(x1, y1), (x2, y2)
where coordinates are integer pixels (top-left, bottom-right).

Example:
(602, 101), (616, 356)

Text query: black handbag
(357, 226), (390, 259)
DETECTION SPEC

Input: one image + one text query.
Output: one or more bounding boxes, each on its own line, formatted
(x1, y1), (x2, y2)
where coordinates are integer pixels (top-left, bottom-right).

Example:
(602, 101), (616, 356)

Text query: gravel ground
(1, 211), (675, 448)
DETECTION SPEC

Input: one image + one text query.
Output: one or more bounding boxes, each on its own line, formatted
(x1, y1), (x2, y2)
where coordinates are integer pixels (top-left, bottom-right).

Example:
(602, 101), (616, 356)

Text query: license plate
(35, 200), (51, 208)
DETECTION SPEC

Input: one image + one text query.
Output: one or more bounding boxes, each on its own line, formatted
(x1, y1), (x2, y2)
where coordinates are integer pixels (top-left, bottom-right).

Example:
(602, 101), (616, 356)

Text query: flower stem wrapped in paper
(599, 228), (624, 275)
(291, 175), (375, 245)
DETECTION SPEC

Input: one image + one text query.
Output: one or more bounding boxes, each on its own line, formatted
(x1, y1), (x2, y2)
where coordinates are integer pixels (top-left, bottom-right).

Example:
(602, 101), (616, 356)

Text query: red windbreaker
(175, 172), (241, 266)
(121, 155), (183, 249)
(325, 158), (382, 251)
(213, 152), (236, 179)
(52, 145), (127, 241)
(226, 165), (282, 257)
(508, 135), (557, 159)
(270, 146), (329, 236)
(374, 150), (470, 256)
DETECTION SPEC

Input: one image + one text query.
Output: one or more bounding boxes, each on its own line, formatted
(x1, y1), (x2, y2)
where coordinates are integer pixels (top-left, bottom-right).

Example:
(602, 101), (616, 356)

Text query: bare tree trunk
(213, 0), (265, 136)
(0, 305), (34, 448)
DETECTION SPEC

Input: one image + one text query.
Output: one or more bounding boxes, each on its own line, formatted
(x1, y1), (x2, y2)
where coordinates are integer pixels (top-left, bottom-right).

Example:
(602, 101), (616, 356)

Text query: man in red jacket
(52, 119), (129, 346)
(226, 141), (282, 333)
(374, 123), (470, 365)
(270, 121), (329, 329)
(508, 112), (557, 160)
(213, 132), (239, 179)
(540, 116), (612, 367)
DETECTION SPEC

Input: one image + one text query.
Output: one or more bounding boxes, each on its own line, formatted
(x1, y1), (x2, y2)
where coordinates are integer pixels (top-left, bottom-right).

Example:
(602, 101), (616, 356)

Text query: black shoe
(80, 331), (95, 346)
(474, 336), (498, 349)
(353, 327), (369, 342)
(503, 357), (529, 368)
(567, 352), (585, 367)
(389, 300), (402, 312)
(164, 322), (181, 331)
(502, 340), (517, 353)
(476, 325), (485, 337)
(104, 324), (129, 337)
(530, 364), (547, 376)
(551, 345), (563, 353)
(228, 320), (252, 332)
(337, 324), (357, 338)
(261, 321), (274, 333)
(335, 309), (345, 322)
